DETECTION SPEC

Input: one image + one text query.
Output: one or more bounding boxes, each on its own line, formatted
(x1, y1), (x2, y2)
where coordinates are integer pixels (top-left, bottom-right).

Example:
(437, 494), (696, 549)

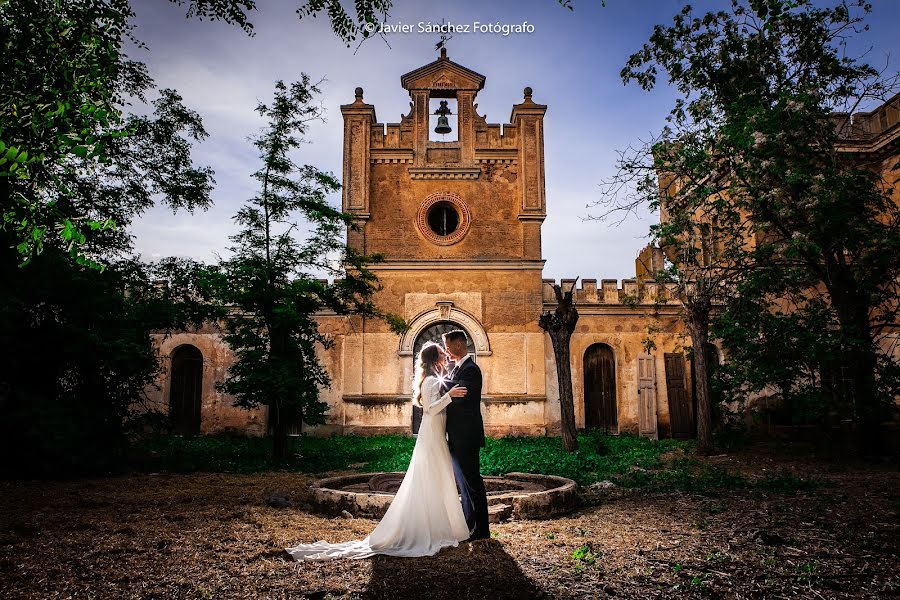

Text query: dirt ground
(0, 447), (897, 599)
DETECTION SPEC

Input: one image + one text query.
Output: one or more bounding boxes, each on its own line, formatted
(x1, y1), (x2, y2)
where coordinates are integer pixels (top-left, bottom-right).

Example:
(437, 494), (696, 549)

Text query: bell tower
(340, 48), (547, 262)
(337, 50), (550, 437)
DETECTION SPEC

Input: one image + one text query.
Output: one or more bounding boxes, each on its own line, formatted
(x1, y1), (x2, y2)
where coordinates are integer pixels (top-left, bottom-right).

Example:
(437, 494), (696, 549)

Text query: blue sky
(129, 0), (900, 280)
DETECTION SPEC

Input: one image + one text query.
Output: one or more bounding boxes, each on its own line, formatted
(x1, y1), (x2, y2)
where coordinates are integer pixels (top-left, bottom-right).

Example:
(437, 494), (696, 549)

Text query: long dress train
(284, 376), (470, 560)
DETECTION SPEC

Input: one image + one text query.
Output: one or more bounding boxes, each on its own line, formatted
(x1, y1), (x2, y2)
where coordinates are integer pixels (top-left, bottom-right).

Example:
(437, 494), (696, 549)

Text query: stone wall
(541, 278), (695, 438)
(146, 326), (267, 436)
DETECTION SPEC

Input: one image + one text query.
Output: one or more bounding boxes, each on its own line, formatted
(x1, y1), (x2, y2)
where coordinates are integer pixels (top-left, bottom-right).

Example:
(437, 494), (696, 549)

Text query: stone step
(488, 503), (512, 523)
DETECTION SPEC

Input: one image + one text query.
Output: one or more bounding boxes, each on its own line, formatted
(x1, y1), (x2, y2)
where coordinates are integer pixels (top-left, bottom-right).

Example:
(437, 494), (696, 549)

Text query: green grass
(132, 433), (417, 475)
(480, 430), (688, 485)
(132, 431), (825, 493)
(134, 430), (688, 484)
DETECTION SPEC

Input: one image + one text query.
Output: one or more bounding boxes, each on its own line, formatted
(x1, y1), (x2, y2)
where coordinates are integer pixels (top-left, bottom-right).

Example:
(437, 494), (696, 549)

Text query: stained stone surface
(308, 471), (577, 521)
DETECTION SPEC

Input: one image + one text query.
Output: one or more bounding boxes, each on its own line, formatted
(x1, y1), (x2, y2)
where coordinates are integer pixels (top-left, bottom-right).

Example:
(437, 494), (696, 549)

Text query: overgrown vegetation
(0, 2), (402, 477)
(133, 431), (827, 493)
(597, 0), (900, 451)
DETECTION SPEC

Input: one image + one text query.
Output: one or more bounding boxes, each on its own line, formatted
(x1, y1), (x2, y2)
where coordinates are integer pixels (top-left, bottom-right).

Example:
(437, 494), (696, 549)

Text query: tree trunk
(268, 321), (291, 461)
(686, 294), (714, 454)
(272, 416), (289, 461)
(552, 332), (579, 452)
(834, 298), (882, 455)
(539, 282), (580, 452)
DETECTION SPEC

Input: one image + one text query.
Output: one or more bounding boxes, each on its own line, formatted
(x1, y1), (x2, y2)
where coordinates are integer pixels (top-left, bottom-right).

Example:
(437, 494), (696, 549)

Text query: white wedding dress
(285, 376), (470, 560)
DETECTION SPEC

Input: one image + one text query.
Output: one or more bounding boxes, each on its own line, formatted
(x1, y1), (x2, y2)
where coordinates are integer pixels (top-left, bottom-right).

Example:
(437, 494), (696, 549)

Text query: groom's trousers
(450, 442), (490, 539)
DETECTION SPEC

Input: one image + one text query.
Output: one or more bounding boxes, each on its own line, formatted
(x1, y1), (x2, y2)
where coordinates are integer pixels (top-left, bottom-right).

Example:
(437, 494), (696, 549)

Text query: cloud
(129, 0), (900, 280)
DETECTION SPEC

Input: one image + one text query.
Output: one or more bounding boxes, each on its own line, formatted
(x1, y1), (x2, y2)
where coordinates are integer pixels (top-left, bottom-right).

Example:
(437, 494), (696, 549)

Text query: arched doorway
(583, 344), (617, 432)
(169, 345), (203, 435)
(410, 321), (475, 433)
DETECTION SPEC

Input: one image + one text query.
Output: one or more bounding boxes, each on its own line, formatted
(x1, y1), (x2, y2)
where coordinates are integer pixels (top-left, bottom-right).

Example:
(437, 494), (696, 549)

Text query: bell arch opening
(429, 97), (458, 142)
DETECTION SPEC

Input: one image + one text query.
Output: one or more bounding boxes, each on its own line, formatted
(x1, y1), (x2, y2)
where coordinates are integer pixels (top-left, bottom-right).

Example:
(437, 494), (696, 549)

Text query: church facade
(148, 51), (730, 441)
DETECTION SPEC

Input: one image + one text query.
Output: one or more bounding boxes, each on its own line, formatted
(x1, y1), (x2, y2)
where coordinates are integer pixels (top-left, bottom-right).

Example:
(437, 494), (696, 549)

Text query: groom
(441, 329), (490, 541)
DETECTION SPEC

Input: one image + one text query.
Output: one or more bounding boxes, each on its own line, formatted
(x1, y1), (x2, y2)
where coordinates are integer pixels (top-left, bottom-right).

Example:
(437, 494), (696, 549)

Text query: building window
(427, 201), (460, 237)
(416, 192), (470, 246)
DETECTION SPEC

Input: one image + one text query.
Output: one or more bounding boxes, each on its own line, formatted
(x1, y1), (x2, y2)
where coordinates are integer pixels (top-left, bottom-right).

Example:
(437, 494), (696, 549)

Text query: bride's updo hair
(412, 342), (443, 407)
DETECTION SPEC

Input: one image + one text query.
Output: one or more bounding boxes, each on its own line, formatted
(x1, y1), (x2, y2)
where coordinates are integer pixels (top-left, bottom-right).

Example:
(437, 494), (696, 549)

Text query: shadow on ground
(364, 540), (550, 600)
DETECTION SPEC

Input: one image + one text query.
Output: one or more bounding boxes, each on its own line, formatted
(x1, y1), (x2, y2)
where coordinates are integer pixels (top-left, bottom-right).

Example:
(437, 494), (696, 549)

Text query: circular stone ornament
(416, 192), (471, 246)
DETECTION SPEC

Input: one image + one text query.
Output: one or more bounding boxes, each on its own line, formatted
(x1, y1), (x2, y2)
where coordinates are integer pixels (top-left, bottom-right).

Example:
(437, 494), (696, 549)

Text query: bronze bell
(433, 100), (452, 135)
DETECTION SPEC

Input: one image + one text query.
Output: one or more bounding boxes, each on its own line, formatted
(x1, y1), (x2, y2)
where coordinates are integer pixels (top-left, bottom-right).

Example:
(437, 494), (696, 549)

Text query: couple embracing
(285, 329), (490, 560)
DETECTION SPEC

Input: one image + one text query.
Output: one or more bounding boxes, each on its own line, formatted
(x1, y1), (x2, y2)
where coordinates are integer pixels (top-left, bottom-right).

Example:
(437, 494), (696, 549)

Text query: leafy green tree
(0, 252), (217, 476)
(608, 0), (899, 449)
(599, 145), (747, 452)
(214, 77), (404, 460)
(0, 0), (220, 268)
(0, 0), (218, 475)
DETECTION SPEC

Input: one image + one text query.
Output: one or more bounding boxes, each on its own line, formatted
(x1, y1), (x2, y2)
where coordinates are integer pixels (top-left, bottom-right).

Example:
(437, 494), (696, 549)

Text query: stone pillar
(511, 87), (547, 218)
(411, 90), (429, 166)
(340, 87), (376, 251)
(457, 91), (476, 166)
(511, 87), (547, 261)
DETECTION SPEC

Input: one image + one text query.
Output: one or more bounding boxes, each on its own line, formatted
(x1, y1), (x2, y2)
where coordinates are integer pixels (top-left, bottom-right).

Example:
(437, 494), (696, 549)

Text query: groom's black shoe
(466, 533), (491, 542)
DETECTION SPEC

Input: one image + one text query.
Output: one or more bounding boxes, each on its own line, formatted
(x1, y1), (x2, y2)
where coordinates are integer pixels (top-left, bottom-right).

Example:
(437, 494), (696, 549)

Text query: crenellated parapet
(831, 92), (900, 156)
(541, 278), (683, 307)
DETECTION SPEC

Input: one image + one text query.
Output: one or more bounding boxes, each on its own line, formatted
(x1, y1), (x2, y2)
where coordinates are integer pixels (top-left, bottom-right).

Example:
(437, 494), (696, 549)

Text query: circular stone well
(308, 472), (577, 521)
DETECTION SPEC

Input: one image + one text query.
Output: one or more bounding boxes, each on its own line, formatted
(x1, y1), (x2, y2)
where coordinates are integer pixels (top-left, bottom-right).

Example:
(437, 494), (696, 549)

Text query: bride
(284, 342), (471, 560)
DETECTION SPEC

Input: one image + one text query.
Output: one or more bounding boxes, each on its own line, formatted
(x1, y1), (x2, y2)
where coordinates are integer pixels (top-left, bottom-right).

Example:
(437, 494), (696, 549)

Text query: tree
(0, 0), (217, 475)
(540, 281), (580, 452)
(0, 0), (222, 269)
(616, 0), (900, 449)
(0, 252), (217, 476)
(214, 77), (403, 460)
(598, 145), (747, 452)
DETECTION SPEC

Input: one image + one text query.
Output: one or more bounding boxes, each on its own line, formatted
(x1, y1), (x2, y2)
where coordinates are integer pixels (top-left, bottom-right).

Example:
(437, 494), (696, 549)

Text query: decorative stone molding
(483, 395), (548, 405)
(399, 302), (491, 356)
(475, 148), (518, 163)
(408, 167), (481, 180)
(370, 147), (414, 163)
(371, 158), (414, 164)
(437, 301), (453, 321)
(416, 192), (471, 246)
(477, 158), (517, 164)
(369, 259), (545, 271)
(342, 395), (408, 405)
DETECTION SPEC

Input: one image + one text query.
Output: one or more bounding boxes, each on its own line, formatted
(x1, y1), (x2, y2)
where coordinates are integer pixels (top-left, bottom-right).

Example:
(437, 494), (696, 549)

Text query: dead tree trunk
(539, 281), (580, 452)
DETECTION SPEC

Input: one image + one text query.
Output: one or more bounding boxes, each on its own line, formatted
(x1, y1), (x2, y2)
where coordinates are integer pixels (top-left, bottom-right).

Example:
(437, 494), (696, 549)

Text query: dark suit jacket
(442, 357), (486, 449)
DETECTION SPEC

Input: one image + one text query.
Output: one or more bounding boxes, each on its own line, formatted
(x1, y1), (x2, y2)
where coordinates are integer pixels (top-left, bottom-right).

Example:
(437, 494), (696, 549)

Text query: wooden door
(170, 345), (203, 435)
(583, 344), (617, 431)
(637, 354), (658, 439)
(665, 352), (694, 439)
